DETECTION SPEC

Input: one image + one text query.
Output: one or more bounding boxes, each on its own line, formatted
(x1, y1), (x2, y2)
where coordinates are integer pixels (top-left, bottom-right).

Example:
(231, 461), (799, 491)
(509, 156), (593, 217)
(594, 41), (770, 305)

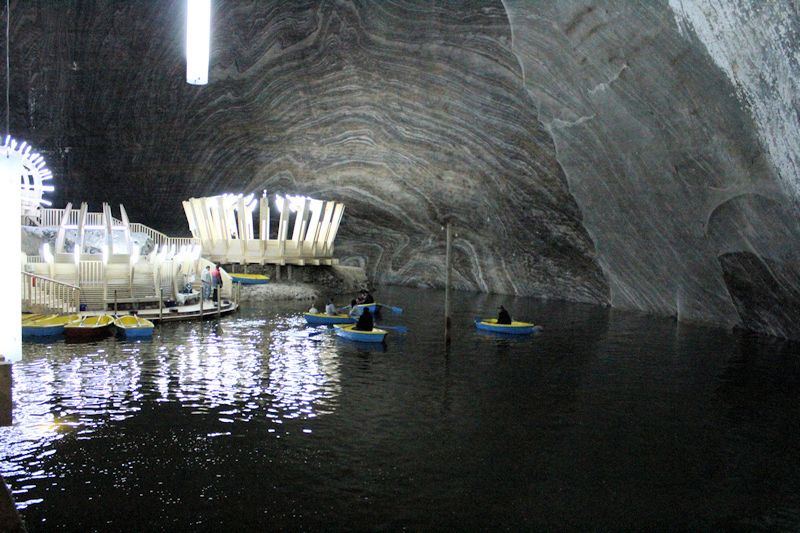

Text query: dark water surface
(3, 287), (800, 531)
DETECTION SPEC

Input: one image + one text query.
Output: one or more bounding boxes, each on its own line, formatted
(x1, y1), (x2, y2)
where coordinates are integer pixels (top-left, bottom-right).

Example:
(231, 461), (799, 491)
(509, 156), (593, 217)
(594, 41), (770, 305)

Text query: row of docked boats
(22, 313), (155, 339)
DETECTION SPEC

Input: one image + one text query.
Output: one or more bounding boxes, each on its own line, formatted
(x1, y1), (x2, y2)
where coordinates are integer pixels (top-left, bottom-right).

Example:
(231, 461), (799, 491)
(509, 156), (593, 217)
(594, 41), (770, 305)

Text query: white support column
(317, 201), (336, 255)
(244, 200), (255, 240)
(119, 204), (132, 255)
(182, 200), (199, 239)
(325, 204), (345, 255)
(1, 152), (22, 362)
(277, 197), (290, 257)
(304, 199), (324, 255)
(259, 195), (270, 240)
(77, 202), (88, 256)
(291, 198), (309, 243)
(54, 202), (72, 254)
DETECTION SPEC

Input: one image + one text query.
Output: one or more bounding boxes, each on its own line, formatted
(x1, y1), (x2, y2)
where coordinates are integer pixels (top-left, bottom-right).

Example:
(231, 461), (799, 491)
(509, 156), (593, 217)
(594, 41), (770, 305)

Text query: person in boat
(308, 302), (319, 314)
(355, 290), (366, 305)
(201, 266), (212, 300)
(185, 271), (195, 294)
(324, 298), (337, 315)
(497, 305), (512, 325)
(362, 290), (375, 305)
(344, 299), (360, 318)
(353, 307), (374, 331)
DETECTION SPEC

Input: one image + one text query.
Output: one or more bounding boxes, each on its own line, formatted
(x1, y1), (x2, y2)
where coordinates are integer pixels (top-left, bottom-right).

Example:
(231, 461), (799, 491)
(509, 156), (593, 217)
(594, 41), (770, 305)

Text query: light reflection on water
(2, 309), (343, 512)
(2, 287), (800, 530)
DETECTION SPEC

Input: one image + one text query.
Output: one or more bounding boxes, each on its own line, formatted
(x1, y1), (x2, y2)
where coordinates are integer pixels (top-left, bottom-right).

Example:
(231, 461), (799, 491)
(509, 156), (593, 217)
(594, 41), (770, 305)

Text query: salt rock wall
(6, 0), (607, 304)
(504, 0), (800, 336)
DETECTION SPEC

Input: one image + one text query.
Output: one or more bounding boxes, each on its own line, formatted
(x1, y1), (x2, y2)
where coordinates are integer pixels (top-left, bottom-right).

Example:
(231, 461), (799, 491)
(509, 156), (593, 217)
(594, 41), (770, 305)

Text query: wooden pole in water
(444, 222), (452, 345)
(0, 359), (11, 426)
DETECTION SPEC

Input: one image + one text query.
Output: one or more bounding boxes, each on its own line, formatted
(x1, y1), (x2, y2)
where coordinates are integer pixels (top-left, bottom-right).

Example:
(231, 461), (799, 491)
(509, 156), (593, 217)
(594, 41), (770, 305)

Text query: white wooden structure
(182, 193), (345, 266)
(24, 204), (229, 312)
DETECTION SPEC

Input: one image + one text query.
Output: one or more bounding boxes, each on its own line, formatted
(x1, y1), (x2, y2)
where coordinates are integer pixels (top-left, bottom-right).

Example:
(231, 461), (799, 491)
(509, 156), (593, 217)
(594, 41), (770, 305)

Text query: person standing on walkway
(212, 264), (222, 301)
(201, 266), (212, 300)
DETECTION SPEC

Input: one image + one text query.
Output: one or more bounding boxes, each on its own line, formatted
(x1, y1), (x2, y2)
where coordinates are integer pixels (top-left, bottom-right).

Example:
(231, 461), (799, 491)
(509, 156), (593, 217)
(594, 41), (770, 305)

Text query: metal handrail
(21, 272), (81, 314)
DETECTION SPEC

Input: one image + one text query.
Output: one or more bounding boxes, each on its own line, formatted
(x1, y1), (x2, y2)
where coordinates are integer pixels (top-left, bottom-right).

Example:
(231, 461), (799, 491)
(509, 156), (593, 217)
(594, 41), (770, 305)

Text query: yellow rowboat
(228, 273), (270, 285)
(114, 315), (155, 338)
(474, 318), (537, 335)
(334, 324), (388, 343)
(22, 313), (52, 324)
(22, 314), (81, 337)
(64, 315), (115, 339)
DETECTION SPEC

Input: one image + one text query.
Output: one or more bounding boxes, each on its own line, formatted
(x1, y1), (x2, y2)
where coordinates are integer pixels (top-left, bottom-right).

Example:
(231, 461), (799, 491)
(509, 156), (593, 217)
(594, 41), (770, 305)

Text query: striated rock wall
(504, 0), (800, 336)
(6, 0), (607, 304)
(5, 1), (800, 336)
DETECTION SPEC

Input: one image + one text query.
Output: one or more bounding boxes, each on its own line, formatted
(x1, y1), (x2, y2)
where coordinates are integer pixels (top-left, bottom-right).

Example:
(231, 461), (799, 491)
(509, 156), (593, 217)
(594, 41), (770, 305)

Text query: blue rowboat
(22, 313), (81, 337)
(355, 303), (378, 313)
(114, 315), (155, 338)
(229, 273), (270, 285)
(334, 324), (387, 343)
(304, 312), (357, 326)
(474, 318), (536, 335)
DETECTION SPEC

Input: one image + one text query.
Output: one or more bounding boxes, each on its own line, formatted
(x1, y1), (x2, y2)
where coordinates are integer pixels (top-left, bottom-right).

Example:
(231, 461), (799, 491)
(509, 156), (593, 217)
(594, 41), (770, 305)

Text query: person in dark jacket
(353, 307), (374, 331)
(497, 305), (512, 324)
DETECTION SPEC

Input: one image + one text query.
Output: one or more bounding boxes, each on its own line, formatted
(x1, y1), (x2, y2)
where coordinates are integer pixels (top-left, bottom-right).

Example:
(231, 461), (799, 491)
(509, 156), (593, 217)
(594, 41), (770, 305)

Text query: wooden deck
(89, 298), (238, 323)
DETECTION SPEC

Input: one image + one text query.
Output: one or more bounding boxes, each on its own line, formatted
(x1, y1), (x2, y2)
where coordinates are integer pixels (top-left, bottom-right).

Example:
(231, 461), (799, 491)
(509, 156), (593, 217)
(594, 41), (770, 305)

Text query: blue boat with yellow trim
(334, 324), (388, 343)
(114, 315), (155, 338)
(22, 313), (81, 337)
(229, 273), (270, 285)
(304, 312), (357, 326)
(474, 318), (537, 335)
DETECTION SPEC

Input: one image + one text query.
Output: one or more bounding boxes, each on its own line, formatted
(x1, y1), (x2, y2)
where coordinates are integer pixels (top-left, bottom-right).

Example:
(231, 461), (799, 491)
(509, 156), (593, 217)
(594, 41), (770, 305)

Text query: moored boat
(114, 315), (155, 338)
(22, 313), (52, 324)
(64, 315), (115, 339)
(304, 312), (357, 326)
(334, 324), (387, 343)
(229, 273), (270, 285)
(22, 313), (81, 337)
(474, 318), (537, 335)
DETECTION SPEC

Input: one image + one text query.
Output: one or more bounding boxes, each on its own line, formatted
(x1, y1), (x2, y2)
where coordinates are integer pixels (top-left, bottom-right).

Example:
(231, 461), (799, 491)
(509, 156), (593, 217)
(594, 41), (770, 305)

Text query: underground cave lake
(2, 286), (800, 530)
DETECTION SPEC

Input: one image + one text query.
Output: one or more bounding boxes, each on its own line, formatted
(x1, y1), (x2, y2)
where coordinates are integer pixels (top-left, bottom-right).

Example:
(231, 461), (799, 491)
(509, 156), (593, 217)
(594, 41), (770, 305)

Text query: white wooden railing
(21, 272), (80, 314)
(126, 223), (198, 250)
(39, 208), (123, 228)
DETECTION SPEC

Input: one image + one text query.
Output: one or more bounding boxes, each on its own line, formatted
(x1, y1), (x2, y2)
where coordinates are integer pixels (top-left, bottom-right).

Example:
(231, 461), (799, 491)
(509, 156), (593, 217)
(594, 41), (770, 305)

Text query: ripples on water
(3, 287), (800, 530)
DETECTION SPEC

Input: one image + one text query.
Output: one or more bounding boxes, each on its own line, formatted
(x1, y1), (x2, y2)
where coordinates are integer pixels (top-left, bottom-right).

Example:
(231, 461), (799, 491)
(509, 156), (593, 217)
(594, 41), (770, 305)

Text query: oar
(378, 303), (403, 315)
(377, 324), (408, 333)
(308, 326), (340, 338)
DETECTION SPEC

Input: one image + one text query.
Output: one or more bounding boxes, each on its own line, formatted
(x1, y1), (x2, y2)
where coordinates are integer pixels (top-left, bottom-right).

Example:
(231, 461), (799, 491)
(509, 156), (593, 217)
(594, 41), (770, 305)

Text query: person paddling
(353, 307), (374, 331)
(497, 305), (512, 325)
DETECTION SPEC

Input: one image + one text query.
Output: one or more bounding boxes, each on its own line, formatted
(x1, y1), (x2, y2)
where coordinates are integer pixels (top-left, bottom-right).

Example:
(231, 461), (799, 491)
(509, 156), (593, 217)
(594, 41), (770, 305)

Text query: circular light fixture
(3, 135), (53, 218)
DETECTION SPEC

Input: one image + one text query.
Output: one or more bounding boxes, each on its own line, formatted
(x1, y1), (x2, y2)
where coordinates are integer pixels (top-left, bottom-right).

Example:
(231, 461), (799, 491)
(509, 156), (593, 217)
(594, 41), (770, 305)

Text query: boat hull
(304, 313), (356, 326)
(64, 315), (115, 339)
(229, 274), (270, 285)
(114, 316), (155, 338)
(474, 319), (536, 335)
(334, 324), (387, 343)
(23, 324), (67, 337)
(22, 314), (81, 337)
(117, 327), (154, 338)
